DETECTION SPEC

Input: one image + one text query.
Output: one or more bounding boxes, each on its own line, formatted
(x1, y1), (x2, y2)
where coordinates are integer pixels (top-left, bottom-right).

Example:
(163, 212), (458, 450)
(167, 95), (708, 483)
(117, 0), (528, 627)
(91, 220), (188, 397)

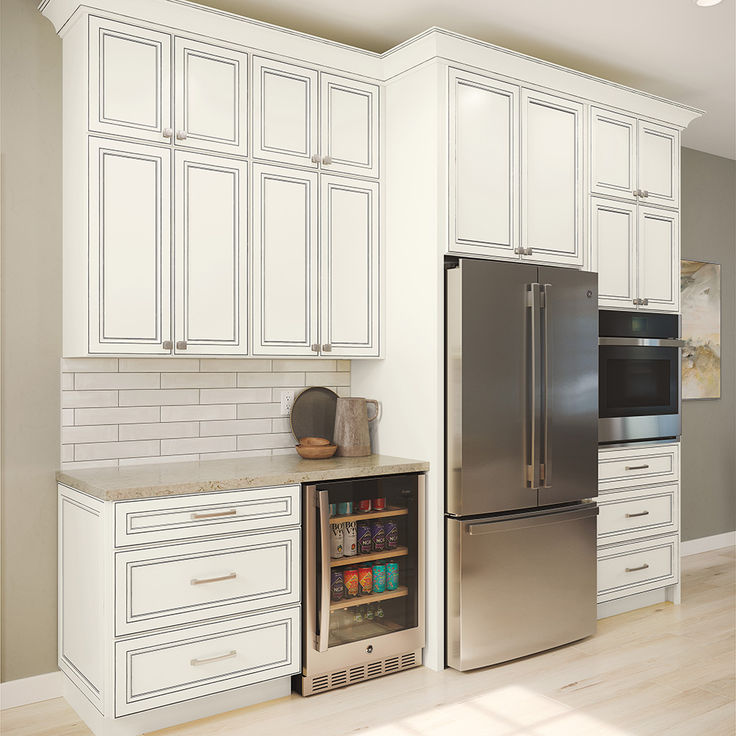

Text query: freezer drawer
(446, 503), (597, 671)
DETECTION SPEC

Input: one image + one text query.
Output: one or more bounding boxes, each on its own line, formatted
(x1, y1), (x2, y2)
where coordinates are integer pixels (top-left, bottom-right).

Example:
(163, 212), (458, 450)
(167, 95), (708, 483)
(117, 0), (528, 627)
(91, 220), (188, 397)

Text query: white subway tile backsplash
(61, 357), (349, 466)
(272, 447), (298, 456)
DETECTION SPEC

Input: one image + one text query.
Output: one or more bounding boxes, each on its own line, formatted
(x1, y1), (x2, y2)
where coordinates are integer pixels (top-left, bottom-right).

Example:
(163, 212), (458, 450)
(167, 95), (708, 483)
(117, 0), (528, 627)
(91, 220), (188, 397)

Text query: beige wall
(1, 0), (62, 681)
(680, 148), (736, 541)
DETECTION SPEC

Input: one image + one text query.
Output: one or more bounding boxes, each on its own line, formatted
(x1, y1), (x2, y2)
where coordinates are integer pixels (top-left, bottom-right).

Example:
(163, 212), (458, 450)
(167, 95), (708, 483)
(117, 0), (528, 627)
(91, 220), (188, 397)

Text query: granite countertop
(56, 454), (430, 501)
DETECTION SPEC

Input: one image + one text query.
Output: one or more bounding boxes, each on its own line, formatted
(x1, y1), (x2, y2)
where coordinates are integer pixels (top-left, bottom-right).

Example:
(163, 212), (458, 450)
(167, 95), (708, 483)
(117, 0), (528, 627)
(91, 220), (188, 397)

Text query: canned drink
(330, 570), (344, 601)
(338, 501), (353, 515)
(386, 561), (399, 590)
(372, 563), (386, 593)
(358, 566), (373, 595)
(357, 499), (372, 513)
(343, 521), (357, 556)
(329, 503), (337, 517)
(373, 497), (386, 511)
(357, 521), (372, 555)
(343, 567), (359, 598)
(370, 521), (386, 552)
(385, 519), (399, 550)
(330, 523), (344, 558)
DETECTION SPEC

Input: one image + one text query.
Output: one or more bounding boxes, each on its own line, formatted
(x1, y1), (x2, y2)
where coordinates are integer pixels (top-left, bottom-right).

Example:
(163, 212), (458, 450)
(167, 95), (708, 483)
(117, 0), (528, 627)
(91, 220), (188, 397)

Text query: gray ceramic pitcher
(333, 397), (380, 457)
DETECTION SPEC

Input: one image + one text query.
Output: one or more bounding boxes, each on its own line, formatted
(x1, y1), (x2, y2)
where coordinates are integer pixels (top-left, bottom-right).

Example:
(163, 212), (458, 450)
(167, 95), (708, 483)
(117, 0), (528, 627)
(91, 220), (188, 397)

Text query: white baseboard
(0, 671), (63, 710)
(681, 531), (736, 557)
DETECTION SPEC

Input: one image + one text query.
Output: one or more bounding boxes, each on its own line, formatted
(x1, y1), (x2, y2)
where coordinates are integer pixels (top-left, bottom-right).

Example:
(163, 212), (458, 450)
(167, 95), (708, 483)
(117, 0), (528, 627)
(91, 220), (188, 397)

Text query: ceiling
(195, 0), (735, 159)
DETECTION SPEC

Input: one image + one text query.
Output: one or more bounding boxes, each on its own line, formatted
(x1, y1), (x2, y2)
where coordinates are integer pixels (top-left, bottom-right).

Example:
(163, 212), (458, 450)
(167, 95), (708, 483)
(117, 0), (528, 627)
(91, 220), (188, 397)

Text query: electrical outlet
(280, 390), (295, 416)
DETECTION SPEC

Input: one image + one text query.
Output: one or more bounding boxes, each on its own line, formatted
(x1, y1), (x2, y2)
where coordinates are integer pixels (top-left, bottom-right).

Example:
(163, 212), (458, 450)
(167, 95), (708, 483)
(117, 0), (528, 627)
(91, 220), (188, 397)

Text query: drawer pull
(625, 464), (650, 471)
(190, 650), (237, 667)
(625, 511), (650, 518)
(625, 563), (650, 573)
(191, 509), (237, 520)
(191, 572), (237, 586)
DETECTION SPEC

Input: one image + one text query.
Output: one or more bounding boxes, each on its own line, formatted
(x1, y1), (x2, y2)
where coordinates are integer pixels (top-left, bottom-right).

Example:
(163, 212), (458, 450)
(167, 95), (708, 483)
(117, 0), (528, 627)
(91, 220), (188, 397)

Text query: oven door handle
(598, 337), (685, 348)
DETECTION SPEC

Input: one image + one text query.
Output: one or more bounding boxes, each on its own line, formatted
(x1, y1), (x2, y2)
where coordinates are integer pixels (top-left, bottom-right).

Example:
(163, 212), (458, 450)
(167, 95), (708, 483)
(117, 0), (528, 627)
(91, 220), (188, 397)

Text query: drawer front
(598, 443), (679, 491)
(597, 483), (678, 544)
(115, 605), (300, 716)
(115, 530), (300, 635)
(597, 535), (678, 603)
(114, 485), (300, 547)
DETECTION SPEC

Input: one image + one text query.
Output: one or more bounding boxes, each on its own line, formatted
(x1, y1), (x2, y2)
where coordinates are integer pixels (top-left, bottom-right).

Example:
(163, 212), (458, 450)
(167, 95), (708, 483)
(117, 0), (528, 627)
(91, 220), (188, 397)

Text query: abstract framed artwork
(681, 259), (721, 400)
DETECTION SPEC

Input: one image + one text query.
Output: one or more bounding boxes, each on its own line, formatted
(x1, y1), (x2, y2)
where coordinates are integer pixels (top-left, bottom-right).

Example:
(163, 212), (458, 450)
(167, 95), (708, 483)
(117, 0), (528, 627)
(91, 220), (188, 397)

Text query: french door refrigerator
(446, 258), (599, 671)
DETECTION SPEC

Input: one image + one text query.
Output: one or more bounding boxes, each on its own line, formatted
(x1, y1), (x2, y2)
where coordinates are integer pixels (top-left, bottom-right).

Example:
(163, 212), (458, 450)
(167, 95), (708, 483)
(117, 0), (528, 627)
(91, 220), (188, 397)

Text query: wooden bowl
(296, 443), (337, 459)
(299, 436), (331, 446)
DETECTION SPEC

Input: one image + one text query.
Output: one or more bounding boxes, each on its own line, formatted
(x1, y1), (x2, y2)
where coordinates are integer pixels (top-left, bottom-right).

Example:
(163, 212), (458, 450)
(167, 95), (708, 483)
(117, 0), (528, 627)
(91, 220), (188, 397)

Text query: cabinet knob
(322, 155), (333, 165)
(176, 340), (188, 350)
(176, 130), (188, 140)
(310, 344), (320, 352)
(310, 154), (320, 164)
(163, 128), (173, 139)
(633, 189), (640, 197)
(642, 190), (649, 198)
(322, 344), (332, 352)
(641, 298), (649, 306)
(633, 298), (640, 305)
(162, 340), (173, 350)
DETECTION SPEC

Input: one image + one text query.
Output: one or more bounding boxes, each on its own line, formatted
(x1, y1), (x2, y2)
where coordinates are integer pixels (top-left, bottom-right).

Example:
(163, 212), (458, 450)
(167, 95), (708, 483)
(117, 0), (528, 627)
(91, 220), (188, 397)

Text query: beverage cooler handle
(542, 283), (552, 489)
(317, 489), (332, 653)
(527, 284), (543, 490)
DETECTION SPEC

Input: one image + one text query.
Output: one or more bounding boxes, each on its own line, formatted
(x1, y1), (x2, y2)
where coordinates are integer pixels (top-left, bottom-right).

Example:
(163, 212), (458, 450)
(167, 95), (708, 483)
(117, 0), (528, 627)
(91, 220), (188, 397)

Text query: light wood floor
(2, 547), (734, 736)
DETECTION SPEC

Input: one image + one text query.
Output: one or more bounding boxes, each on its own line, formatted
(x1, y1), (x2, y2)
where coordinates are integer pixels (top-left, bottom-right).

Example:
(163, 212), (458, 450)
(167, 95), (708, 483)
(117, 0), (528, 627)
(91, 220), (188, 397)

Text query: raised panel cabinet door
(89, 138), (171, 354)
(252, 57), (318, 168)
(320, 176), (379, 357)
(590, 107), (637, 200)
(448, 69), (519, 258)
(174, 38), (248, 156)
(89, 18), (171, 143)
(252, 164), (319, 355)
(320, 74), (379, 178)
(591, 198), (637, 310)
(520, 89), (584, 266)
(638, 121), (679, 209)
(637, 206), (679, 313)
(174, 152), (247, 355)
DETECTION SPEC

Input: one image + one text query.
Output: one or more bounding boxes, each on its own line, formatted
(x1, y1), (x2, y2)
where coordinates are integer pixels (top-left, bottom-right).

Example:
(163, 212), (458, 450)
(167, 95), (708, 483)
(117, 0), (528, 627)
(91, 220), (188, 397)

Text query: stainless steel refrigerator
(446, 258), (599, 671)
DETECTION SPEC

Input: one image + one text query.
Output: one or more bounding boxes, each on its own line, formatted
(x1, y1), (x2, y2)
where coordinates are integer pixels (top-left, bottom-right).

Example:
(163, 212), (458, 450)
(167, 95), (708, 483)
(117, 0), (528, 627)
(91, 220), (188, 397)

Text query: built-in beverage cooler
(298, 473), (424, 695)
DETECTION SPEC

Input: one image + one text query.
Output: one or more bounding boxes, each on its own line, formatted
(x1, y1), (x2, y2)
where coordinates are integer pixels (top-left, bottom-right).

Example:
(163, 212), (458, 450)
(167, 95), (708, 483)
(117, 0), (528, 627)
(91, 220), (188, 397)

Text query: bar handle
(625, 563), (650, 573)
(317, 489), (332, 653)
(190, 650), (237, 667)
(190, 572), (237, 586)
(527, 284), (543, 489)
(191, 509), (237, 520)
(541, 283), (551, 489)
(625, 464), (650, 471)
(625, 511), (650, 518)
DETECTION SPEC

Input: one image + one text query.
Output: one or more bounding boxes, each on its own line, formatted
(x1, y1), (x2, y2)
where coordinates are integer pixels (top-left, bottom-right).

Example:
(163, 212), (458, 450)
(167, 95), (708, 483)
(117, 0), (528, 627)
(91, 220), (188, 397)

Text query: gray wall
(680, 147), (736, 541)
(1, 0), (62, 681)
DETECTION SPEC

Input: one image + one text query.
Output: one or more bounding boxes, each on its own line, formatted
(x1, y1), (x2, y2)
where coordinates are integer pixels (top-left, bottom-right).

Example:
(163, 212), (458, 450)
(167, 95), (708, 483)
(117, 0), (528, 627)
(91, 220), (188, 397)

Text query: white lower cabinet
(58, 482), (301, 735)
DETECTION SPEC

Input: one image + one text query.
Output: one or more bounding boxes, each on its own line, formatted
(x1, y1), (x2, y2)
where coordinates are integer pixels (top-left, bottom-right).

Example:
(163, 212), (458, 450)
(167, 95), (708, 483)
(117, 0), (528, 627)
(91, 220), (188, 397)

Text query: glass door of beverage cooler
(306, 474), (422, 655)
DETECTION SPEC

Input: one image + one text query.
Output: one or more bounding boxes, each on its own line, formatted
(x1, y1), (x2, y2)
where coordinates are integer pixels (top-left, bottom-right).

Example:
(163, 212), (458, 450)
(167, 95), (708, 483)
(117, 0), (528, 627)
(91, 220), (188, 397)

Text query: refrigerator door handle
(317, 489), (332, 653)
(541, 283), (552, 489)
(527, 283), (543, 489)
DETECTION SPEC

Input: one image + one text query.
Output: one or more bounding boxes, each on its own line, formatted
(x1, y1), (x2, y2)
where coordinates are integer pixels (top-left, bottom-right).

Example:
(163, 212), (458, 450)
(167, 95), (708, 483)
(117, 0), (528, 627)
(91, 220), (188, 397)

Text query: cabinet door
(637, 206), (679, 313)
(252, 164), (319, 355)
(174, 152), (247, 355)
(89, 138), (171, 354)
(252, 57), (318, 168)
(320, 176), (379, 357)
(448, 69), (519, 259)
(174, 38), (248, 155)
(591, 198), (638, 310)
(89, 18), (171, 143)
(590, 107), (637, 201)
(520, 89), (584, 266)
(638, 121), (679, 209)
(320, 74), (379, 178)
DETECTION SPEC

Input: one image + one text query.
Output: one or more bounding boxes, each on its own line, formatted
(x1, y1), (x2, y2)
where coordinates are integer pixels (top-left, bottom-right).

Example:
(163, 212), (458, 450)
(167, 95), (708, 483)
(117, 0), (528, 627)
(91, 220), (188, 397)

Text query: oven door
(599, 338), (682, 443)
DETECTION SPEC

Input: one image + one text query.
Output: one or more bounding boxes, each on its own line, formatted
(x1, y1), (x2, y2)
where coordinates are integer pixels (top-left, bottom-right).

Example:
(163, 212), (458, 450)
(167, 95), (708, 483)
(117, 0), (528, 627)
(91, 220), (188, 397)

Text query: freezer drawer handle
(190, 572), (237, 586)
(625, 563), (650, 573)
(190, 650), (237, 667)
(625, 511), (650, 518)
(625, 464), (650, 471)
(191, 509), (237, 520)
(466, 504), (598, 535)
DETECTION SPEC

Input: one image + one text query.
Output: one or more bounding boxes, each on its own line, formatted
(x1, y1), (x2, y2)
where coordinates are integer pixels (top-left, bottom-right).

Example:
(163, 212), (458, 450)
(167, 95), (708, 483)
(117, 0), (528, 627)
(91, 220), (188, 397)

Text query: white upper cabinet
(174, 152), (248, 354)
(88, 138), (171, 354)
(252, 57), (319, 168)
(173, 38), (248, 155)
(89, 18), (171, 143)
(320, 175), (380, 356)
(251, 164), (319, 355)
(520, 89), (584, 266)
(638, 121), (679, 209)
(590, 108), (637, 200)
(638, 207), (679, 312)
(449, 69), (518, 258)
(320, 74), (379, 178)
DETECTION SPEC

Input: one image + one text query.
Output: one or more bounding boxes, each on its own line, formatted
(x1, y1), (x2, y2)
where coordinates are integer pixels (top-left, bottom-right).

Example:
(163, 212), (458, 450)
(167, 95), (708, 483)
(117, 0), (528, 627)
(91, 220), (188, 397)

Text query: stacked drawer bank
(57, 454), (428, 736)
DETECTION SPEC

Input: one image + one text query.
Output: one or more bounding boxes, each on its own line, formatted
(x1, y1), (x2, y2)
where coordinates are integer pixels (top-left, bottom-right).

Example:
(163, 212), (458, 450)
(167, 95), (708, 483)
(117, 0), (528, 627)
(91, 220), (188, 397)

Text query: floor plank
(2, 548), (734, 736)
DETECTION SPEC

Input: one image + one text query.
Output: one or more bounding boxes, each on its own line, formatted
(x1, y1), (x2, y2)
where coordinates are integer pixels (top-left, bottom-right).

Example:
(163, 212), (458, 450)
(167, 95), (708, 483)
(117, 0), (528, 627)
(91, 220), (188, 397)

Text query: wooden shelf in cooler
(330, 586), (408, 611)
(330, 546), (409, 567)
(329, 507), (408, 524)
